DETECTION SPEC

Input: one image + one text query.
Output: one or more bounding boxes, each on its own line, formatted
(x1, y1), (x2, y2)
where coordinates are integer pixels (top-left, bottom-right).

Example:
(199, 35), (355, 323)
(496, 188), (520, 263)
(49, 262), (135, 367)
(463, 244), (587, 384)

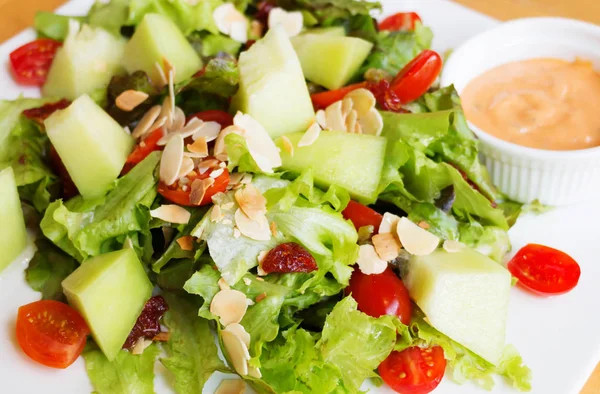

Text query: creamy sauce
(461, 58), (600, 150)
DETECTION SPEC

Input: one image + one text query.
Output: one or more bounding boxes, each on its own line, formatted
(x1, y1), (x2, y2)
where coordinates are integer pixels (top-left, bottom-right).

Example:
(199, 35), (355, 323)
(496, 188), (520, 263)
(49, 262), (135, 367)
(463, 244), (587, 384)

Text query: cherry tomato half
(187, 110), (234, 127)
(16, 300), (89, 369)
(508, 244), (581, 295)
(122, 127), (165, 174)
(310, 82), (368, 110)
(9, 39), (62, 86)
(158, 166), (230, 206)
(390, 50), (443, 104)
(379, 12), (422, 31)
(379, 346), (446, 394)
(347, 266), (412, 325)
(342, 200), (384, 232)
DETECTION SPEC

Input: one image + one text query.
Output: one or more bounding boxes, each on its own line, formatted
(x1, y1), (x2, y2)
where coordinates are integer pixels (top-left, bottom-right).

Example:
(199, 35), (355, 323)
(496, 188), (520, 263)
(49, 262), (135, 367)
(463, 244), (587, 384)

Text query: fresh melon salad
(1, 1), (584, 393)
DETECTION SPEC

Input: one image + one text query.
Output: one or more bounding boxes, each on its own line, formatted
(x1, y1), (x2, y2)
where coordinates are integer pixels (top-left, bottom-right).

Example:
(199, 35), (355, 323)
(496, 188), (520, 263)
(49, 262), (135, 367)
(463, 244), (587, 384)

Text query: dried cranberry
(123, 295), (169, 349)
(261, 243), (318, 274)
(367, 80), (405, 112)
(49, 145), (78, 199)
(22, 99), (70, 125)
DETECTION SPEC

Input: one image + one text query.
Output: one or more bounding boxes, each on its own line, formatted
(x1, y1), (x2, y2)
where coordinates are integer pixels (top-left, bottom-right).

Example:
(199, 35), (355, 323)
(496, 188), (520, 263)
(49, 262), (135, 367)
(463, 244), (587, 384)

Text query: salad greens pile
(0, 0), (534, 393)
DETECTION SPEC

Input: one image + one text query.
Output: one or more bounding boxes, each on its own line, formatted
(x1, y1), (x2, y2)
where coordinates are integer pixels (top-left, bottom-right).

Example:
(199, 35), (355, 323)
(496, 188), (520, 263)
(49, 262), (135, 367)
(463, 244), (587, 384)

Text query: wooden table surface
(0, 0), (599, 393)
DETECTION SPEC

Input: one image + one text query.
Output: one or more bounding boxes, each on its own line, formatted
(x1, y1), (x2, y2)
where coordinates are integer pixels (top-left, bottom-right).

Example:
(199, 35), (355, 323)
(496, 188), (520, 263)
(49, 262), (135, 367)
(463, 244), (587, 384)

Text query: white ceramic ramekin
(441, 18), (600, 206)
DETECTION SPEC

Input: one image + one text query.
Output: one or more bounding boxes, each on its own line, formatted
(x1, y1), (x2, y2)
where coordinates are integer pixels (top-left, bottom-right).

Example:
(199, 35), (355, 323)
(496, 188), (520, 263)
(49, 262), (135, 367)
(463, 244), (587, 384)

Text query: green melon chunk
(44, 95), (134, 199)
(123, 13), (202, 85)
(302, 26), (346, 36)
(291, 34), (373, 90)
(277, 131), (386, 203)
(231, 25), (315, 138)
(62, 248), (153, 361)
(405, 248), (511, 365)
(43, 24), (126, 100)
(0, 167), (28, 272)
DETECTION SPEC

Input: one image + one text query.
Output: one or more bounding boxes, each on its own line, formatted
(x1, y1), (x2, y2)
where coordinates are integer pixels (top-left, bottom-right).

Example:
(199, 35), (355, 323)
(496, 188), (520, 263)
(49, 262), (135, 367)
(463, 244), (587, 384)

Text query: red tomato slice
(16, 300), (89, 369)
(379, 346), (446, 394)
(122, 127), (165, 174)
(347, 266), (412, 325)
(310, 82), (368, 110)
(508, 244), (581, 295)
(390, 50), (443, 104)
(9, 39), (62, 86)
(342, 200), (384, 232)
(379, 12), (422, 31)
(187, 110), (234, 127)
(158, 165), (230, 206)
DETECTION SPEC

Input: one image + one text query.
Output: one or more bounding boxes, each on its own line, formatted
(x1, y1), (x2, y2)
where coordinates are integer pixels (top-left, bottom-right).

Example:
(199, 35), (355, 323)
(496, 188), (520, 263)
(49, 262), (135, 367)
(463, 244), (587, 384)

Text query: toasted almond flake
(379, 212), (401, 234)
(257, 250), (268, 276)
(316, 110), (327, 129)
(235, 185), (267, 221)
(190, 179), (206, 205)
(214, 3), (248, 37)
(341, 97), (354, 118)
(187, 136), (208, 155)
(208, 205), (222, 224)
(345, 109), (358, 134)
(233, 113), (282, 173)
(250, 20), (264, 37)
(171, 106), (185, 132)
(177, 156), (195, 179)
(256, 292), (267, 303)
(219, 161), (227, 168)
(248, 366), (262, 379)
(163, 57), (175, 77)
(116, 90), (149, 112)
(160, 133), (184, 185)
(280, 135), (294, 156)
(210, 168), (225, 179)
(243, 277), (252, 286)
(325, 101), (345, 131)
(203, 177), (215, 190)
(222, 202), (235, 210)
(240, 173), (253, 184)
(214, 125), (245, 160)
(231, 21), (249, 43)
(218, 278), (231, 291)
(221, 330), (250, 375)
(418, 221), (430, 229)
(359, 108), (384, 136)
(132, 338), (153, 355)
(160, 97), (174, 131)
(298, 122), (321, 147)
(152, 332), (170, 342)
(396, 217), (440, 256)
(192, 121), (221, 142)
(150, 205), (191, 224)
(268, 8), (303, 37)
(176, 235), (194, 251)
(222, 218), (232, 225)
(345, 88), (376, 116)
(443, 240), (465, 253)
(210, 289), (249, 325)
(154, 62), (168, 88)
(224, 323), (251, 348)
(270, 221), (277, 237)
(256, 277), (264, 282)
(177, 117), (204, 139)
(132, 105), (162, 139)
(372, 232), (402, 261)
(233, 228), (241, 238)
(215, 379), (246, 394)
(356, 244), (388, 275)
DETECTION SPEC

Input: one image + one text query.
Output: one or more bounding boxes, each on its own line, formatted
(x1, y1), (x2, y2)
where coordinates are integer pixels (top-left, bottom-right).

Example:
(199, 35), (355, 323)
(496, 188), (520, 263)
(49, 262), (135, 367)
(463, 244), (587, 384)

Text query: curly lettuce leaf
(160, 292), (229, 393)
(34, 12), (85, 40)
(25, 239), (76, 301)
(40, 152), (160, 262)
(83, 342), (159, 394)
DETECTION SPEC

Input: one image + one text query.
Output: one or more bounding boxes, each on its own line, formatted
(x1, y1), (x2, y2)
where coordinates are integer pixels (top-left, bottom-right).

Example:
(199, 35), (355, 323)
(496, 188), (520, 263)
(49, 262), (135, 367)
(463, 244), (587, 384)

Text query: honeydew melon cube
(43, 24), (126, 100)
(291, 34), (373, 90)
(0, 167), (28, 272)
(62, 248), (153, 361)
(302, 26), (346, 36)
(123, 13), (202, 85)
(231, 25), (315, 138)
(404, 248), (511, 365)
(44, 95), (134, 199)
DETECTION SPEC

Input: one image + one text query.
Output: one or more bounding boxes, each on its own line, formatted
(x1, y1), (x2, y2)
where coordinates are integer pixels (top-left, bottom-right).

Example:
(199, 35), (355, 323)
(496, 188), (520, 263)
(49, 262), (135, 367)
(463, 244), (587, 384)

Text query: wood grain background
(0, 0), (598, 392)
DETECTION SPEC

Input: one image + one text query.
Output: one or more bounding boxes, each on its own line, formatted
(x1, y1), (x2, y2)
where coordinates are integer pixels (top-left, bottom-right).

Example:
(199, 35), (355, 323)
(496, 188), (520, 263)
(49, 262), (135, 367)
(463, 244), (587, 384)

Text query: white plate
(1, 1), (599, 393)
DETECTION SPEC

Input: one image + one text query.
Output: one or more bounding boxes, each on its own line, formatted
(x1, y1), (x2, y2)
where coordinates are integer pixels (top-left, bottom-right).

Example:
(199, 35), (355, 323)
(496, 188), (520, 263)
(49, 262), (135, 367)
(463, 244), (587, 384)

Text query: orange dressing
(461, 58), (600, 150)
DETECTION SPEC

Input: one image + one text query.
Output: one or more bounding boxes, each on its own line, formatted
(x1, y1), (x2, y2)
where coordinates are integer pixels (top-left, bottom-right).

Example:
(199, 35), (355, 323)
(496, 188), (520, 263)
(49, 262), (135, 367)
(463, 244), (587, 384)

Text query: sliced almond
(248, 366), (262, 379)
(345, 109), (358, 134)
(160, 96), (174, 131)
(214, 3), (248, 42)
(177, 156), (195, 179)
(131, 338), (153, 355)
(396, 217), (440, 256)
(152, 332), (170, 342)
(176, 235), (194, 251)
(230, 21), (248, 43)
(341, 97), (354, 118)
(372, 232), (401, 261)
(280, 135), (294, 156)
(234, 208), (271, 241)
(214, 125), (245, 160)
(150, 205), (190, 224)
(168, 69), (176, 127)
(190, 179), (206, 205)
(379, 212), (401, 234)
(192, 121), (221, 142)
(218, 278), (231, 291)
(224, 323), (251, 348)
(240, 173), (253, 184)
(270, 221), (277, 237)
(345, 88), (376, 116)
(210, 168), (225, 179)
(187, 137), (208, 157)
(233, 113), (282, 173)
(359, 108), (384, 136)
(116, 90), (149, 112)
(171, 106), (185, 132)
(298, 122), (321, 147)
(443, 240), (465, 253)
(153, 61), (168, 88)
(160, 133), (184, 185)
(356, 244), (388, 275)
(325, 101), (345, 131)
(132, 105), (161, 139)
(222, 330), (250, 376)
(235, 184), (267, 221)
(233, 228), (241, 238)
(210, 289), (248, 326)
(215, 379), (246, 394)
(316, 110), (327, 129)
(211, 204), (224, 222)
(268, 8), (303, 37)
(177, 117), (204, 139)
